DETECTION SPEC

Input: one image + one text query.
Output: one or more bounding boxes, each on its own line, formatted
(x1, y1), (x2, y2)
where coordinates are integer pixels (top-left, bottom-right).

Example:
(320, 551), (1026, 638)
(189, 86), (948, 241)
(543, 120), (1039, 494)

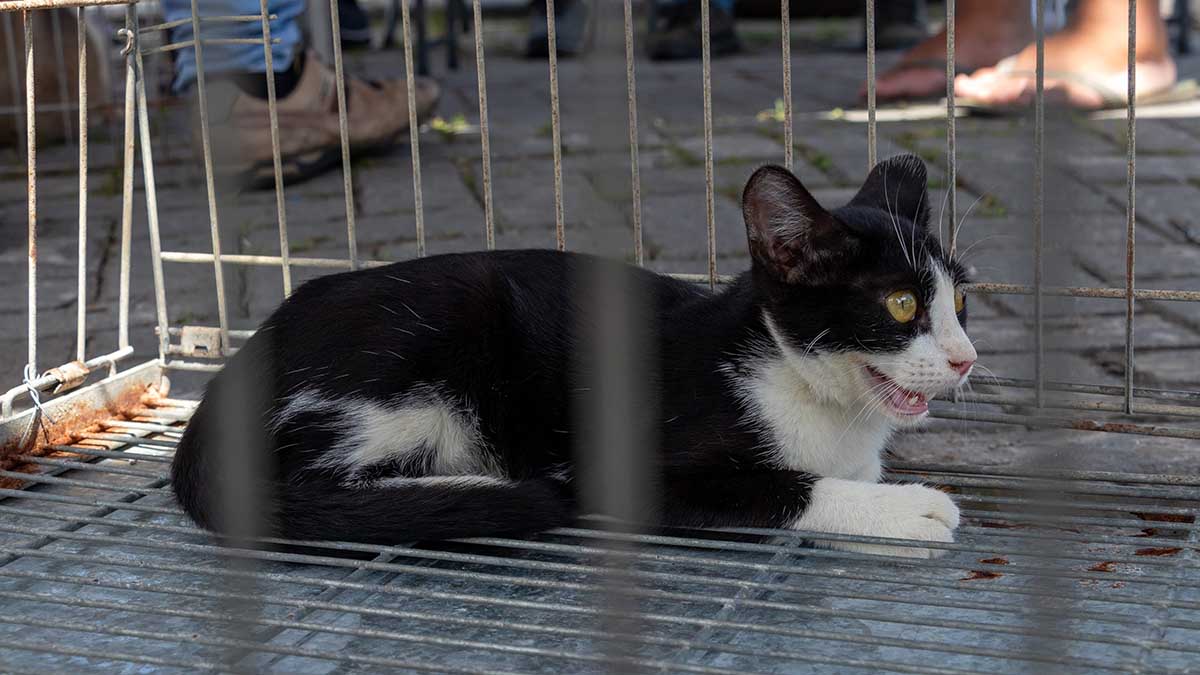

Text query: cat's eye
(886, 290), (918, 323)
(954, 288), (966, 313)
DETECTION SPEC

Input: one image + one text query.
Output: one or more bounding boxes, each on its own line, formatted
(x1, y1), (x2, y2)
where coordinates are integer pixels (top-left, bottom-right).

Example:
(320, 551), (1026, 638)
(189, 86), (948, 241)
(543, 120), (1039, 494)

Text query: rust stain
(1134, 547), (1183, 557)
(0, 381), (155, 489)
(1135, 528), (1159, 537)
(1070, 420), (1173, 435)
(979, 557), (1009, 565)
(1131, 512), (1195, 524)
(1111, 582), (1126, 589)
(1088, 561), (1118, 573)
(978, 521), (1023, 529)
(960, 570), (1003, 581)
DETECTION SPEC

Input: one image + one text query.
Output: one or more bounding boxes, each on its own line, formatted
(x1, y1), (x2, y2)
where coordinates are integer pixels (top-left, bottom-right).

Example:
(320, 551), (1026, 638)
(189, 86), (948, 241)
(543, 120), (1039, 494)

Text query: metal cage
(1, 0), (1199, 672)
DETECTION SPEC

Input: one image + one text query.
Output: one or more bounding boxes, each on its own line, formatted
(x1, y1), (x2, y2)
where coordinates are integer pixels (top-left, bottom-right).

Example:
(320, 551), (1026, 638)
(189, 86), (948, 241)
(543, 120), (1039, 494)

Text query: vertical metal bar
(259, 0), (292, 296)
(472, 0), (495, 250)
(780, 0), (792, 169)
(118, 13), (135, 351)
(187, 0), (231, 354)
(3, 15), (23, 157)
(76, 6), (87, 363)
(328, 0), (359, 268)
(945, 0), (957, 253)
(49, 9), (72, 147)
(130, 5), (170, 360)
(24, 9), (36, 376)
(546, 0), (565, 251)
(865, 0), (877, 169)
(399, 0), (426, 257)
(701, 0), (716, 290)
(1033, 0), (1045, 408)
(1124, 0), (1137, 414)
(623, 0), (643, 266)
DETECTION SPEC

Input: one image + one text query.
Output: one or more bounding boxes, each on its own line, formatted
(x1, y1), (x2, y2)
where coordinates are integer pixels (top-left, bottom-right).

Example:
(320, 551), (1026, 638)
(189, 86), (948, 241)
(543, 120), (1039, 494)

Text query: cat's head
(741, 154), (976, 426)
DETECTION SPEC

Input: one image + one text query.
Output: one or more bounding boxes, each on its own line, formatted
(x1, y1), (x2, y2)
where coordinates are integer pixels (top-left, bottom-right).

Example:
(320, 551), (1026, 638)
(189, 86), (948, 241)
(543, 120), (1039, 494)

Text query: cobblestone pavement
(2, 12), (1198, 470)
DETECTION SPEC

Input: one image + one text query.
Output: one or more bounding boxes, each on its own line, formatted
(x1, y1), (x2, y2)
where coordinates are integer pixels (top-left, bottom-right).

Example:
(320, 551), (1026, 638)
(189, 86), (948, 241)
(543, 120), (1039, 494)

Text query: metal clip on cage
(2, 1), (1200, 673)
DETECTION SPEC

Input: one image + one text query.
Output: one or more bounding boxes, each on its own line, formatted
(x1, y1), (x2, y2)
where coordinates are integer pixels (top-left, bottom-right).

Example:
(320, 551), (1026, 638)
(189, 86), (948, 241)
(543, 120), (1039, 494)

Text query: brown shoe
(380, 76), (442, 129)
(203, 50), (440, 188)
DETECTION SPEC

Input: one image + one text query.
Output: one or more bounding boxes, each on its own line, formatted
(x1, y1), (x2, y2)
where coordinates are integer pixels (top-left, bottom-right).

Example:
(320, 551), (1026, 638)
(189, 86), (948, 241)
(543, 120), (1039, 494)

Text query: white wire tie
(22, 363), (57, 425)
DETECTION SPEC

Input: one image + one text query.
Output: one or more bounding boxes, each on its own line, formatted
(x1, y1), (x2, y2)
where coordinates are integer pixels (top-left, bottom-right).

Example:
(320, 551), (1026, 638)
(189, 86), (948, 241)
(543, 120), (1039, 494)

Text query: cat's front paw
(792, 478), (959, 559)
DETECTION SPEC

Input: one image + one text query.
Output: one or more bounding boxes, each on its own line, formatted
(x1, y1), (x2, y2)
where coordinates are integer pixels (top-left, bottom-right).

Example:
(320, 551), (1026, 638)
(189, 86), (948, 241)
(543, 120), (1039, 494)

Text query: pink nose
(949, 359), (975, 376)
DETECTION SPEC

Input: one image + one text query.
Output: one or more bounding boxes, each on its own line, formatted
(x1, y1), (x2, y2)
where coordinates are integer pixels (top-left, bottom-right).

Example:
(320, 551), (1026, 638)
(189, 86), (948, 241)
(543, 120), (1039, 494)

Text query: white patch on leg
(342, 390), (487, 473)
(273, 385), (499, 481)
(791, 477), (959, 559)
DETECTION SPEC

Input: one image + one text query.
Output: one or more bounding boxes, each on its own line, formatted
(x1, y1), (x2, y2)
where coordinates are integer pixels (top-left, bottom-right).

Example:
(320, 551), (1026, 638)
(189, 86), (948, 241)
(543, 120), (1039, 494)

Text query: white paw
(791, 478), (959, 559)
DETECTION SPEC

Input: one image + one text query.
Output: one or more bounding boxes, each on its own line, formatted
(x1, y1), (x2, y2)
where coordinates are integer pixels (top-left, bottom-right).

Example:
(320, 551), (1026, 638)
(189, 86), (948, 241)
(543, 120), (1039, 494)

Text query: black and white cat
(172, 154), (975, 558)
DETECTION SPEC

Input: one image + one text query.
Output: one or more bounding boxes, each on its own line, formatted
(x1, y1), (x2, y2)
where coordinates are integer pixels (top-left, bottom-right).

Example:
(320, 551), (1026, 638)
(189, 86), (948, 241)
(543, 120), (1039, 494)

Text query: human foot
(954, 7), (1176, 109)
(204, 50), (440, 188)
(867, 6), (1031, 102)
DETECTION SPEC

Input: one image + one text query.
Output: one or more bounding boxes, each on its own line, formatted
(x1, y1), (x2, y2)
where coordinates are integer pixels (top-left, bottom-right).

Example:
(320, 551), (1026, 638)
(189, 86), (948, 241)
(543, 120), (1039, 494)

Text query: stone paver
(1, 13), (1199, 469)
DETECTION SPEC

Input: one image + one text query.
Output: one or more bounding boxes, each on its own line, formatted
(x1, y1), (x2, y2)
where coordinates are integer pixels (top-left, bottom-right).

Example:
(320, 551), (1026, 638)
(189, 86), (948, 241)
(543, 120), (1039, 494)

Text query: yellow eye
(954, 288), (965, 313)
(886, 290), (918, 323)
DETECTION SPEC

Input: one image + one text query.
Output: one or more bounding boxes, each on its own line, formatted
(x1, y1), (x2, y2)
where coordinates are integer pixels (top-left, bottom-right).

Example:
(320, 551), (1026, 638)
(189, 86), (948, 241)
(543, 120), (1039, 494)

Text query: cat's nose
(948, 359), (975, 376)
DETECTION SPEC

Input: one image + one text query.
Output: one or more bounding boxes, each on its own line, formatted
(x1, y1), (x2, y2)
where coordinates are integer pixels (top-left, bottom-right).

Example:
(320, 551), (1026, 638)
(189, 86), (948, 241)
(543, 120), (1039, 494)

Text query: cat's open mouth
(863, 366), (929, 417)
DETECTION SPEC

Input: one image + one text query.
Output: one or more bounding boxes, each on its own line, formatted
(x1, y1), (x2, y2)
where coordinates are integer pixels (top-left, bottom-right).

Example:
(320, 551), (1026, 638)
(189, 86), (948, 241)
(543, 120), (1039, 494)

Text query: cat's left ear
(742, 165), (853, 284)
(850, 154), (931, 227)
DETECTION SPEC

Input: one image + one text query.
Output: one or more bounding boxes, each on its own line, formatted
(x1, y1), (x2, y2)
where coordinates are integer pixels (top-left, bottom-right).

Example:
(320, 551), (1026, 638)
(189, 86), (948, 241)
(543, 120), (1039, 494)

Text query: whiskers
(800, 329), (831, 360)
(882, 167), (916, 270)
(832, 374), (899, 449)
(970, 362), (1002, 387)
(954, 234), (1016, 267)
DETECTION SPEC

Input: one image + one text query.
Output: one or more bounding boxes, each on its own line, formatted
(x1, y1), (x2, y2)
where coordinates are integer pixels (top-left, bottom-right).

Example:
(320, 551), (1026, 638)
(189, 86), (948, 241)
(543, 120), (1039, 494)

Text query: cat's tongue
(888, 387), (929, 416)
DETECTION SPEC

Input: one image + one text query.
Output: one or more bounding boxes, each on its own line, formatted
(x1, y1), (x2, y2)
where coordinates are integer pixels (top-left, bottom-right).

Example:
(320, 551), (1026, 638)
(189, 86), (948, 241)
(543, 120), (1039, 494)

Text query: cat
(171, 153), (975, 559)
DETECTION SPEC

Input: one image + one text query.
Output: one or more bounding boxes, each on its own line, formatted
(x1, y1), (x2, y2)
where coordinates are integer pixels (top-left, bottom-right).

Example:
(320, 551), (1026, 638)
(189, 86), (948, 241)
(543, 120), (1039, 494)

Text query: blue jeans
(161, 0), (734, 93)
(161, 0), (304, 93)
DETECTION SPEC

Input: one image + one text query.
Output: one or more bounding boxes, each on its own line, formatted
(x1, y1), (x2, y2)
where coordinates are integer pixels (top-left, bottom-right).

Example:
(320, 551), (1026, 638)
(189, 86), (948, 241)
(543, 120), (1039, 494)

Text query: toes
(868, 520), (953, 559)
(872, 67), (948, 102)
(925, 491), (961, 530)
(896, 484), (960, 530)
(912, 519), (955, 558)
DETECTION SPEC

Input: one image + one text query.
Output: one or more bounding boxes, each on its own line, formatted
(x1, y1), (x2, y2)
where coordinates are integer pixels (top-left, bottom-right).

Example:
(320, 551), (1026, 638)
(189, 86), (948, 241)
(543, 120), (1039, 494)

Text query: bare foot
(954, 2), (1176, 109)
(867, 1), (1032, 103)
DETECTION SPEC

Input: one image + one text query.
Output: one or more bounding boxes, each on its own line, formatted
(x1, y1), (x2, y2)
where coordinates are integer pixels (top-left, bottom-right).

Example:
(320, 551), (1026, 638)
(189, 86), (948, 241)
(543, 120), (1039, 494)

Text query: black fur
(171, 154), (968, 544)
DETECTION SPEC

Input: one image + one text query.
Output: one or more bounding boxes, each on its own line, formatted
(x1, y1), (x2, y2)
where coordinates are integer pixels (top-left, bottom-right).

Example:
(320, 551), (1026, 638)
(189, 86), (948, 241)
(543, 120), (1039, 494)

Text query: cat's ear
(850, 154), (931, 227)
(742, 165), (847, 283)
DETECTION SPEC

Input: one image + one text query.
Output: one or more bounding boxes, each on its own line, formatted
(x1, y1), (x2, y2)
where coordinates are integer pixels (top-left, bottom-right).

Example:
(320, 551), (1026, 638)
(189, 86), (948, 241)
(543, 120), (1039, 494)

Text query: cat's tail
(273, 477), (576, 544)
(175, 435), (575, 544)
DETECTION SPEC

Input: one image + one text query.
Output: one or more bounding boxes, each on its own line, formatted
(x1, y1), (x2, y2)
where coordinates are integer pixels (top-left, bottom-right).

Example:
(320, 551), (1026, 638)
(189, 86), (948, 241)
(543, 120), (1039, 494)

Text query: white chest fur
(728, 352), (893, 483)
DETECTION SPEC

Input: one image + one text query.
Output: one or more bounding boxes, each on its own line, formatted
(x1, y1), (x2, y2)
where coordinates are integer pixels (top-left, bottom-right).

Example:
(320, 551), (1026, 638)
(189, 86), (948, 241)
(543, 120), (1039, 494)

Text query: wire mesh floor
(1, 399), (1199, 674)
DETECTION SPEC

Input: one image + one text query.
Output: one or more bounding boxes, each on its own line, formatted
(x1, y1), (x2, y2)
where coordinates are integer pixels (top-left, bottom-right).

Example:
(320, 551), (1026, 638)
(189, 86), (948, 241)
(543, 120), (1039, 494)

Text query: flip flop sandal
(954, 58), (1199, 116)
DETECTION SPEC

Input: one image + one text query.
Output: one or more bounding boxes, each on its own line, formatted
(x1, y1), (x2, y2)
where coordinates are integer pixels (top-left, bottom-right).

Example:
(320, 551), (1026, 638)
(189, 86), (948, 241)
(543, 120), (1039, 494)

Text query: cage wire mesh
(2, 0), (1200, 673)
